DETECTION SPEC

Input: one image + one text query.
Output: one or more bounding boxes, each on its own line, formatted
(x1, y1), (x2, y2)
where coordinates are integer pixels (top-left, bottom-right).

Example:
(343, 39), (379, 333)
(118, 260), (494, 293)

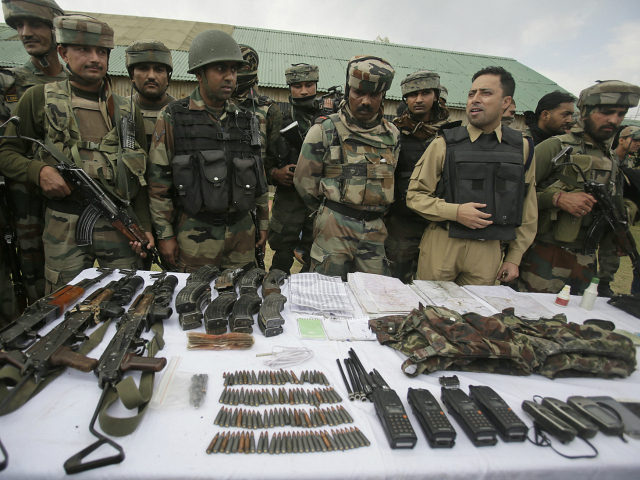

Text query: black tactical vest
(168, 98), (267, 216)
(396, 133), (431, 199)
(440, 126), (525, 241)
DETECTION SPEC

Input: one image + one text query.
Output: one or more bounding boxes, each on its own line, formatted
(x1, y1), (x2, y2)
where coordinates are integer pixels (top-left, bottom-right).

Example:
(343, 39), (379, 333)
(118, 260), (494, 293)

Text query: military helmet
(620, 126), (640, 140)
(577, 80), (640, 109)
(439, 85), (448, 102)
(285, 63), (319, 85)
(54, 15), (114, 49)
(238, 45), (259, 76)
(2, 0), (63, 29)
(125, 40), (173, 75)
(401, 70), (440, 97)
(187, 29), (246, 74)
(345, 55), (394, 94)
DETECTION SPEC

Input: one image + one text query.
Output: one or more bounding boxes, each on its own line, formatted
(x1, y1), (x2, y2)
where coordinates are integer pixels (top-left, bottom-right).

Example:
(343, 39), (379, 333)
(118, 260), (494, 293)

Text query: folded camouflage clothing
(369, 305), (636, 379)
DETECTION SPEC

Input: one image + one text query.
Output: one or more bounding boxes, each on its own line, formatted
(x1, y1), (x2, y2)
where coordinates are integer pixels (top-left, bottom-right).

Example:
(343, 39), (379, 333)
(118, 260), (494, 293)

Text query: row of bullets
(206, 427), (370, 454)
(223, 369), (330, 386)
(219, 387), (342, 407)
(213, 405), (354, 429)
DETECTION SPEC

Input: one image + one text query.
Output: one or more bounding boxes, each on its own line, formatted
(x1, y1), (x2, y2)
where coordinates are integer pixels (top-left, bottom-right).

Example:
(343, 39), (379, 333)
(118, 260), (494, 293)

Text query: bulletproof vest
(319, 113), (397, 210)
(168, 97), (267, 216)
(41, 80), (147, 203)
(278, 105), (321, 168)
(395, 132), (430, 199)
(440, 125), (525, 241)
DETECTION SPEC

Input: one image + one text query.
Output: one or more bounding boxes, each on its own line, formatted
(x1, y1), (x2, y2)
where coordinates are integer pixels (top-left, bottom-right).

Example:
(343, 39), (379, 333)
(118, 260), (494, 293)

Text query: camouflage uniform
(268, 64), (320, 273)
(0, 0), (66, 306)
(148, 31), (269, 272)
(0, 15), (151, 293)
(385, 70), (453, 283)
(519, 81), (640, 295)
(293, 56), (398, 280)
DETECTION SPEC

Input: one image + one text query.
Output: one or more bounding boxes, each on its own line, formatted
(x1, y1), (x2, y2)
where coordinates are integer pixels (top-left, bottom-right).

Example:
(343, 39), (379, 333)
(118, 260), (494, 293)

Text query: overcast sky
(3, 0), (640, 117)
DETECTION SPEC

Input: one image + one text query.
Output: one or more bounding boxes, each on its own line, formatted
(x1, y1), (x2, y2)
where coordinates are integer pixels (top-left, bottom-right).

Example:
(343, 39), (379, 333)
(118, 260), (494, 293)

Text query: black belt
(194, 210), (247, 226)
(324, 200), (384, 221)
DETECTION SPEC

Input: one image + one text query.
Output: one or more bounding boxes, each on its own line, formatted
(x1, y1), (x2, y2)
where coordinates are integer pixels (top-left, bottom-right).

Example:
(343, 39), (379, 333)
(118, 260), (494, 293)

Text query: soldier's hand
(129, 232), (155, 258)
(39, 165), (71, 198)
(159, 237), (180, 266)
(557, 191), (596, 217)
(456, 202), (493, 229)
(256, 229), (267, 249)
(272, 164), (296, 186)
(497, 262), (519, 282)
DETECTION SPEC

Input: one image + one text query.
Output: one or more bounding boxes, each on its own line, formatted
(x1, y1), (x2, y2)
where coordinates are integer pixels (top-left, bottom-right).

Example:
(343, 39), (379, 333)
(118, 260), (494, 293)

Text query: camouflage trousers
(518, 241), (595, 295)
(43, 207), (140, 294)
(7, 180), (45, 302)
(0, 242), (17, 328)
(267, 186), (314, 274)
(309, 205), (389, 281)
(597, 231), (620, 284)
(384, 207), (428, 284)
(175, 211), (255, 273)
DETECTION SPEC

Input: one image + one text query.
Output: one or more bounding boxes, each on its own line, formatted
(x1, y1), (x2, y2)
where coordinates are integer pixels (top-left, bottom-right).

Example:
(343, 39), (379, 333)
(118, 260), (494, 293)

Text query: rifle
(64, 272), (178, 474)
(0, 268), (113, 351)
(251, 209), (266, 270)
(0, 116), (165, 269)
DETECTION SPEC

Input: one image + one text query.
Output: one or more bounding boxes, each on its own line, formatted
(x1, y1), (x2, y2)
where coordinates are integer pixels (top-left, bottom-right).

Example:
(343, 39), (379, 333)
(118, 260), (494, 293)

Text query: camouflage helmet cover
(238, 44), (259, 76)
(54, 15), (114, 49)
(401, 70), (440, 97)
(577, 80), (640, 110)
(126, 40), (173, 73)
(2, 0), (63, 28)
(187, 29), (246, 74)
(346, 55), (395, 94)
(285, 63), (319, 85)
(620, 126), (640, 140)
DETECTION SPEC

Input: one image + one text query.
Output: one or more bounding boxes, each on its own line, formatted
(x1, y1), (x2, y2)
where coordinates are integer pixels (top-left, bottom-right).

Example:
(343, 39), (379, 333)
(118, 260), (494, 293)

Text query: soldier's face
(466, 74), (511, 132)
(197, 62), (238, 107)
(348, 87), (384, 122)
(132, 63), (169, 101)
(405, 89), (435, 119)
(58, 45), (109, 87)
(14, 18), (53, 57)
(584, 106), (627, 142)
(290, 81), (317, 99)
(541, 102), (575, 134)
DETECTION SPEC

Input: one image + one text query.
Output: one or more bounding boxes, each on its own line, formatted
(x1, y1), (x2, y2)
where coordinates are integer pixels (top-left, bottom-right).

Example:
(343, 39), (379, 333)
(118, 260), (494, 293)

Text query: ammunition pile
(218, 387), (342, 407)
(213, 405), (353, 428)
(223, 369), (329, 386)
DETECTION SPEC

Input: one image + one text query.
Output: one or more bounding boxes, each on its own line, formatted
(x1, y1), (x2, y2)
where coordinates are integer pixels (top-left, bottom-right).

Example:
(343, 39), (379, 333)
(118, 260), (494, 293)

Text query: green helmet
(620, 126), (640, 140)
(345, 55), (394, 94)
(54, 14), (114, 49)
(187, 29), (246, 74)
(2, 0), (63, 29)
(401, 70), (440, 97)
(126, 40), (173, 76)
(577, 80), (640, 110)
(285, 63), (319, 85)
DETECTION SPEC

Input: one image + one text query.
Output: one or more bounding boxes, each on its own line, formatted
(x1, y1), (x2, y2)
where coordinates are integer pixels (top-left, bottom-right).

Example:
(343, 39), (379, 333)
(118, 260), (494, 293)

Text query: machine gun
(64, 272), (178, 474)
(0, 268), (113, 351)
(0, 116), (164, 269)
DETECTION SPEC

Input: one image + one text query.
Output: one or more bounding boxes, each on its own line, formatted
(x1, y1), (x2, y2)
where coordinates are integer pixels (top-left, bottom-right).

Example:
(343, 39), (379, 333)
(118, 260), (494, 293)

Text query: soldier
(614, 126), (640, 167)
(0, 15), (152, 293)
(523, 90), (576, 145)
(439, 85), (448, 108)
(148, 30), (268, 272)
(385, 70), (455, 283)
(518, 80), (640, 295)
(0, 0), (66, 307)
(501, 98), (516, 127)
(293, 55), (398, 280)
(125, 40), (175, 150)
(267, 63), (320, 273)
(406, 66), (537, 285)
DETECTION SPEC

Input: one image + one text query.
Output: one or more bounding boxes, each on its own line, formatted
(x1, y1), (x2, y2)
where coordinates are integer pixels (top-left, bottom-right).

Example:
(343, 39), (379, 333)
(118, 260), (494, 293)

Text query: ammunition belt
(325, 200), (384, 222)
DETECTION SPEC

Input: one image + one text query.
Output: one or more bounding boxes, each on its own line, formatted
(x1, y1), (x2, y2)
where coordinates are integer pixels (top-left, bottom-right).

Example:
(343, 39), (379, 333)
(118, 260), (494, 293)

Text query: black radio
(469, 385), (528, 442)
(407, 387), (456, 448)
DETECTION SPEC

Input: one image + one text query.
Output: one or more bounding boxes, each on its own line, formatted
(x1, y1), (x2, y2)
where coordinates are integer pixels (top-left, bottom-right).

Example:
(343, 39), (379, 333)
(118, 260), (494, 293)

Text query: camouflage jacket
(1, 61), (67, 114)
(130, 92), (175, 152)
(369, 305), (636, 379)
(293, 104), (399, 213)
(148, 87), (269, 239)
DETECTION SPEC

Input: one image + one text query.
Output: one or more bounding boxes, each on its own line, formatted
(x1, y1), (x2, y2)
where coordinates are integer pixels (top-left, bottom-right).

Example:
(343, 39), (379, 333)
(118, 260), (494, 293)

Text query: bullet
(206, 433), (219, 454)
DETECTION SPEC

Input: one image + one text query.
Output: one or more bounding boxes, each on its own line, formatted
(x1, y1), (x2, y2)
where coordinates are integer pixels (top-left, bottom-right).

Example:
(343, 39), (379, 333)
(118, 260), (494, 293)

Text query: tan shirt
(406, 123), (538, 265)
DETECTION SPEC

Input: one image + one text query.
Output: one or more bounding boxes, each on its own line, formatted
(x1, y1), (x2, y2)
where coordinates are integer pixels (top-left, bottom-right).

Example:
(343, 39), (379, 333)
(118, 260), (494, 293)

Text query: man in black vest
(406, 66), (537, 285)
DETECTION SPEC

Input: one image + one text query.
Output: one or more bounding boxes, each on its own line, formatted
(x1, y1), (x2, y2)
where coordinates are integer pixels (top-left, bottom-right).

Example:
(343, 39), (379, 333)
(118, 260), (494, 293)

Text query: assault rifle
(64, 272), (178, 474)
(0, 268), (113, 351)
(0, 116), (164, 269)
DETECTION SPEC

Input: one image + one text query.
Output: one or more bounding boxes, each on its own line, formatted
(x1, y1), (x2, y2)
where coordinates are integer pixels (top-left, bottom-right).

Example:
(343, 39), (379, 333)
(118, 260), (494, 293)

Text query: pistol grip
(120, 352), (167, 372)
(50, 346), (98, 372)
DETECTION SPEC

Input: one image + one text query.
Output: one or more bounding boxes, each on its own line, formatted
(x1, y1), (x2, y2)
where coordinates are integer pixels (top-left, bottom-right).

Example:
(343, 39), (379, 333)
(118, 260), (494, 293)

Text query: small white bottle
(580, 277), (599, 311)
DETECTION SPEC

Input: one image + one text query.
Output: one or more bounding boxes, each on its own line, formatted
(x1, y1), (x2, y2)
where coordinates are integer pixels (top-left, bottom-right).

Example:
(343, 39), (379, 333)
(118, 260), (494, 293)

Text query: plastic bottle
(580, 277), (599, 311)
(555, 285), (571, 306)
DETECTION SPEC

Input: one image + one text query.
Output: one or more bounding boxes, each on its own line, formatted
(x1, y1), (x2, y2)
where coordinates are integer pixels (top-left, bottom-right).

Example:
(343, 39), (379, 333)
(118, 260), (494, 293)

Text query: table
(2, 269), (639, 479)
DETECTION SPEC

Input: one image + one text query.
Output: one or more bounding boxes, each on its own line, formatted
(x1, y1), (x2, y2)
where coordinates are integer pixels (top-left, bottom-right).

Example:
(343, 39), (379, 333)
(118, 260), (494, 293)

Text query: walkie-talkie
(541, 397), (598, 439)
(468, 385), (528, 442)
(567, 396), (624, 436)
(407, 388), (456, 448)
(439, 376), (497, 446)
(120, 115), (136, 149)
(521, 400), (577, 443)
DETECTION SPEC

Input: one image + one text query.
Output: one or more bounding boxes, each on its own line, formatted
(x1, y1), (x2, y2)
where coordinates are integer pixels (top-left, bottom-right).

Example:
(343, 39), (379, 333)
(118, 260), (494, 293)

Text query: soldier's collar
(467, 123), (503, 143)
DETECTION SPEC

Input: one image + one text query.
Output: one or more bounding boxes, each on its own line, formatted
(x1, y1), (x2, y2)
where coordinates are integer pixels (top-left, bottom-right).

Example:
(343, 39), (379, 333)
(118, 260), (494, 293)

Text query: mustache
(356, 104), (373, 113)
(84, 63), (104, 70)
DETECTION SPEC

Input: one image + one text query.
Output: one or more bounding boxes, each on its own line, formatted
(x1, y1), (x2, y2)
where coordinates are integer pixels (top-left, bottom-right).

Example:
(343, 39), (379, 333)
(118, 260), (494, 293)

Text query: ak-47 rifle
(0, 268), (113, 351)
(0, 116), (164, 269)
(64, 273), (178, 474)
